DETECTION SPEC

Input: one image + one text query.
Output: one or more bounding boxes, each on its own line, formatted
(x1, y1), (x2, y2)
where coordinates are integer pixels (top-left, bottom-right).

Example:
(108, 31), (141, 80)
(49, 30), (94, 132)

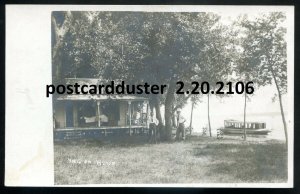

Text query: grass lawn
(54, 136), (287, 185)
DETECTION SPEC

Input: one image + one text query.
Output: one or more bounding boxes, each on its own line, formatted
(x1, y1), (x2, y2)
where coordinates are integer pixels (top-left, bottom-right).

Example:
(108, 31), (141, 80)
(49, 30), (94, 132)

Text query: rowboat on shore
(219, 120), (271, 136)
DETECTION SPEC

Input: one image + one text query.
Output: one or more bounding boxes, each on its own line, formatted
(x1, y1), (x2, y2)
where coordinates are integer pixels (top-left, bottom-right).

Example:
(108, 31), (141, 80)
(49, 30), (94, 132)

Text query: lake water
(160, 85), (292, 141)
(178, 93), (291, 141)
(188, 111), (287, 140)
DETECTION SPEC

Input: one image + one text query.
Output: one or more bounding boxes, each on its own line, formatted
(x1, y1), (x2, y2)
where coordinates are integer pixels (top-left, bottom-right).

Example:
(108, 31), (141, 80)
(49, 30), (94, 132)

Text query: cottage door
(66, 102), (74, 127)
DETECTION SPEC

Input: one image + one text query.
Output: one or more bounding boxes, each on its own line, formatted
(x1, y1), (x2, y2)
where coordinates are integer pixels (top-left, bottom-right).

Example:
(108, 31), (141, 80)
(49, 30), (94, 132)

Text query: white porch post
(145, 101), (149, 128)
(128, 101), (132, 136)
(97, 101), (101, 127)
(97, 101), (106, 136)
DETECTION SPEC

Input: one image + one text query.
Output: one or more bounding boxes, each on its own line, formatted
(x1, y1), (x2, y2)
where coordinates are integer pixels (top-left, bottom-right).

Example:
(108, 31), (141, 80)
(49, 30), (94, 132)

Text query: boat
(219, 120), (271, 136)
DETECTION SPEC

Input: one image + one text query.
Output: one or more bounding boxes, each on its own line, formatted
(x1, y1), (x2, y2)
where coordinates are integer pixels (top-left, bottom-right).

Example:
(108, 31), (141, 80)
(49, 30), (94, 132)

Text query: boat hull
(220, 128), (271, 135)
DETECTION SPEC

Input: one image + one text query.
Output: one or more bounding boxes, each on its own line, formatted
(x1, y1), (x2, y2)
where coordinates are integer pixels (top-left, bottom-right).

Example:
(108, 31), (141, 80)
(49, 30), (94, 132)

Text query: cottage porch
(53, 94), (151, 140)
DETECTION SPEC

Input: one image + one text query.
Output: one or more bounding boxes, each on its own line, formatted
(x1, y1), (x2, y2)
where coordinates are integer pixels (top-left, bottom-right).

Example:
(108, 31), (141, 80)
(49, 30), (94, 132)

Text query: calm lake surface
(188, 112), (287, 140)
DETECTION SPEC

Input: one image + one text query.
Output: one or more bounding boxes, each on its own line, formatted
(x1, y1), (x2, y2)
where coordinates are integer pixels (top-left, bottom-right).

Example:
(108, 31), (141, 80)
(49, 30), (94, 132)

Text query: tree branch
(172, 93), (193, 113)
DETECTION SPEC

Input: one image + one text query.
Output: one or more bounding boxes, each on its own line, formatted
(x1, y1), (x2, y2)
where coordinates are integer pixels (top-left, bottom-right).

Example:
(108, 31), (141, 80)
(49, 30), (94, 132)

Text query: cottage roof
(225, 120), (265, 124)
(56, 78), (148, 101)
(56, 94), (148, 101)
(65, 78), (101, 85)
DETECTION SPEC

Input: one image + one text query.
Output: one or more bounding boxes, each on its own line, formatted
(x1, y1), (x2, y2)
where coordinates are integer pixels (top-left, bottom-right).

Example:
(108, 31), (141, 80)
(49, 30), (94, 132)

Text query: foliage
(236, 12), (287, 94)
(52, 11), (288, 141)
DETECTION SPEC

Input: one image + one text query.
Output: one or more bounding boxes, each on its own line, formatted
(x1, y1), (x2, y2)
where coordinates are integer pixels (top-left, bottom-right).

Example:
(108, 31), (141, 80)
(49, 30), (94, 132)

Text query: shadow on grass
(192, 140), (287, 182)
(54, 133), (197, 148)
(54, 135), (157, 148)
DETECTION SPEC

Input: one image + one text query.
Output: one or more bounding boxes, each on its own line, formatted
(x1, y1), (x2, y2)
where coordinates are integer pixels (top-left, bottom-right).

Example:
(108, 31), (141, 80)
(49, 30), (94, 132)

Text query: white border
(5, 5), (294, 187)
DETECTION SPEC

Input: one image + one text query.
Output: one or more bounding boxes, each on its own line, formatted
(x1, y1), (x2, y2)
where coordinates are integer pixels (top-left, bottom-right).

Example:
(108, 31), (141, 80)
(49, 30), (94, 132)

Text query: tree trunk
(153, 96), (164, 138)
(207, 93), (212, 137)
(164, 81), (176, 141)
(52, 16), (62, 83)
(189, 102), (194, 135)
(154, 96), (163, 125)
(51, 12), (73, 83)
(172, 105), (177, 128)
(243, 91), (247, 141)
(271, 70), (288, 147)
(277, 91), (288, 147)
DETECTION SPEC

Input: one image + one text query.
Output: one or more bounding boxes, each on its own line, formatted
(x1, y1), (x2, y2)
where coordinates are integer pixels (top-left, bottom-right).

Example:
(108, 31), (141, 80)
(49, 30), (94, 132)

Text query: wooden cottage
(53, 78), (151, 140)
